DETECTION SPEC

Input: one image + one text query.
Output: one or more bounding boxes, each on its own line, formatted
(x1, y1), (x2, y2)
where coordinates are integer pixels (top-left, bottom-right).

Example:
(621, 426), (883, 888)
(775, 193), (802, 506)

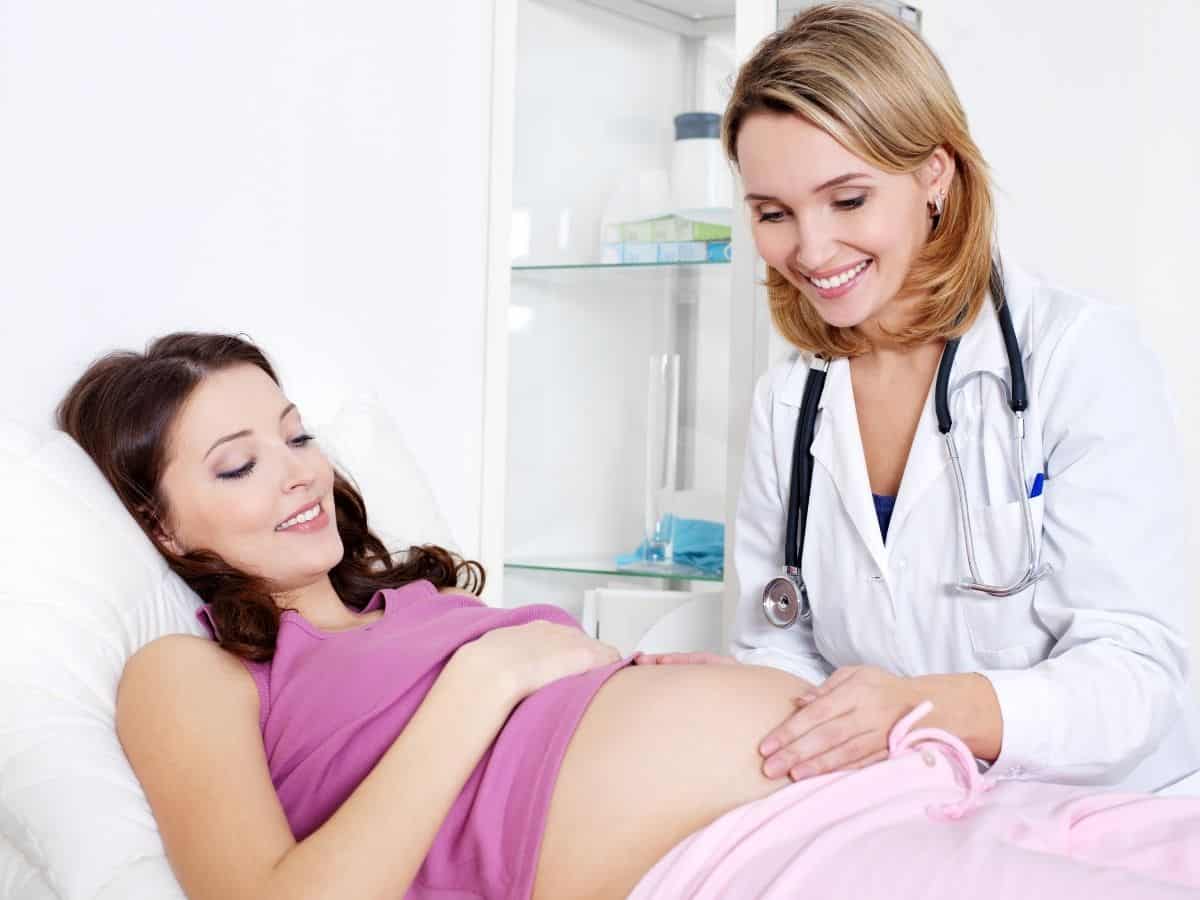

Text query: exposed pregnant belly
(532, 663), (807, 899)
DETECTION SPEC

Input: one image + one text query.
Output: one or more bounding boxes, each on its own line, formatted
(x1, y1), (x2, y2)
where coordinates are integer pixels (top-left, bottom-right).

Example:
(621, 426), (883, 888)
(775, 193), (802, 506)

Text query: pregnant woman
(60, 332), (1200, 900)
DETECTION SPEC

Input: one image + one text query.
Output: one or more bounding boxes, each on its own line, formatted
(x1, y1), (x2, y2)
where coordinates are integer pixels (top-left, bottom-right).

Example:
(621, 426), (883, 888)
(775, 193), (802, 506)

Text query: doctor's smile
(802, 257), (873, 299)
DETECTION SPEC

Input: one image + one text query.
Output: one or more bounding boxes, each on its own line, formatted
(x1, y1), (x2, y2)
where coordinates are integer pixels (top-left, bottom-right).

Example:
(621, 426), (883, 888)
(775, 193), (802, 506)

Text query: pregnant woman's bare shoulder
(118, 635), (298, 898)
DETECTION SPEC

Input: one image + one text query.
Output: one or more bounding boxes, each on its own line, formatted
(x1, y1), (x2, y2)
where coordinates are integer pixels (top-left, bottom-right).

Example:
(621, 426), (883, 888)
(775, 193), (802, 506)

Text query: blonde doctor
(635, 4), (1200, 792)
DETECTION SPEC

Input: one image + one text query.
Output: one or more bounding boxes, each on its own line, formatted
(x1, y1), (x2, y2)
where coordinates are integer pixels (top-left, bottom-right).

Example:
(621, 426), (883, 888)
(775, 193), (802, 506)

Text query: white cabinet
(480, 0), (921, 646)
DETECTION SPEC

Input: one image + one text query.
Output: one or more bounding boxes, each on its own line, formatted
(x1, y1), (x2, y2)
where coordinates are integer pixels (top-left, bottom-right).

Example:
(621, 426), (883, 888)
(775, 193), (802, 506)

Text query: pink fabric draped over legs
(629, 703), (1200, 899)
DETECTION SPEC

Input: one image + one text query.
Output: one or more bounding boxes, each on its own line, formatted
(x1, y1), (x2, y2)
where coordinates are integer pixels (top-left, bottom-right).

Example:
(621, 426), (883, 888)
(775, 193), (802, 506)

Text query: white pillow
(0, 397), (454, 899)
(317, 392), (458, 557)
(0, 833), (55, 900)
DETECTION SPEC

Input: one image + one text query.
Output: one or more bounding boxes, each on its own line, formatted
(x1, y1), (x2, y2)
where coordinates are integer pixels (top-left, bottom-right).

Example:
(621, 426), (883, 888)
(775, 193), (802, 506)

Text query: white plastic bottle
(670, 112), (732, 218)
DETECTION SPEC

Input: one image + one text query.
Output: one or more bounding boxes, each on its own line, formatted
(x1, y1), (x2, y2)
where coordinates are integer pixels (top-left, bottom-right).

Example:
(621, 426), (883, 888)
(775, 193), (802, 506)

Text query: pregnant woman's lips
(275, 500), (329, 534)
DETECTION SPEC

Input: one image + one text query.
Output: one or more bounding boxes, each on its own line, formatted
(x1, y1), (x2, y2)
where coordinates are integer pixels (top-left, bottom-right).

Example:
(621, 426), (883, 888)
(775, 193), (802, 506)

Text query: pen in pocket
(1029, 472), (1045, 499)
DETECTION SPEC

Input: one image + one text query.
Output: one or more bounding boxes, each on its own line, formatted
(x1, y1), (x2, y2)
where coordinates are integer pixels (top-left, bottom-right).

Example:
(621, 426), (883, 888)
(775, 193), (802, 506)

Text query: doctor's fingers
(761, 711), (869, 779)
(791, 745), (890, 781)
(759, 688), (854, 757)
(807, 665), (862, 699)
(765, 727), (881, 781)
(844, 748), (890, 771)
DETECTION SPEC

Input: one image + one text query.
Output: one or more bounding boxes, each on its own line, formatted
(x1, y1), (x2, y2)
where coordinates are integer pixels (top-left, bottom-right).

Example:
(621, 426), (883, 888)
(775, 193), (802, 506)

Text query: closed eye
(218, 435), (313, 480)
(219, 461), (255, 480)
(758, 211), (786, 223)
(834, 195), (866, 211)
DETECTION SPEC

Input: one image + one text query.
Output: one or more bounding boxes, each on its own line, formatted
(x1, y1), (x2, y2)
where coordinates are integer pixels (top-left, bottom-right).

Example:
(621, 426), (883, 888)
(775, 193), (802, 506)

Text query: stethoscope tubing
(765, 259), (1053, 628)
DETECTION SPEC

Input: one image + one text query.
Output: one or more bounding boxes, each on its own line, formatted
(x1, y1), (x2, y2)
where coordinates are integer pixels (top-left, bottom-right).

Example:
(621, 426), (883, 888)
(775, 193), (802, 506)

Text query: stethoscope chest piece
(762, 569), (811, 628)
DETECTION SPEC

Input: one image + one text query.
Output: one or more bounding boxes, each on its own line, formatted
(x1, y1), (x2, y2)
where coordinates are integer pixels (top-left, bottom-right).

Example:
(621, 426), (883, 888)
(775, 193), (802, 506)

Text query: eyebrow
(744, 172), (873, 202)
(203, 403), (297, 461)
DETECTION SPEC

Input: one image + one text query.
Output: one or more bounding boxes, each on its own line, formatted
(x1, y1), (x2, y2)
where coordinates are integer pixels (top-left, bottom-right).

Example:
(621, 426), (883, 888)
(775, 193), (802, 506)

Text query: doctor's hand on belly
(638, 656), (1003, 782)
(756, 665), (919, 780)
(757, 665), (1005, 781)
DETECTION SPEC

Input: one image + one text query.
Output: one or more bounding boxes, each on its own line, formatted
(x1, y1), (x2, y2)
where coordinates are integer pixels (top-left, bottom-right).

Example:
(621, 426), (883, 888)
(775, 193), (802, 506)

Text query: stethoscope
(762, 262), (1054, 628)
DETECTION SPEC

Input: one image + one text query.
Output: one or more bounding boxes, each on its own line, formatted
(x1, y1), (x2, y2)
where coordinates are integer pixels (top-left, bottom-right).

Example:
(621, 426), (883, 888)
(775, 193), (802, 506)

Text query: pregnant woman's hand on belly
(467, 621), (622, 701)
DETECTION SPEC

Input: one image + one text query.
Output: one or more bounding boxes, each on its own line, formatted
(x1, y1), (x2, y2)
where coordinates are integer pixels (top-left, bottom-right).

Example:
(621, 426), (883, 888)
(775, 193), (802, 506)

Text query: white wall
(6, 0), (1195, 648)
(0, 1), (493, 554)
(916, 0), (1200, 685)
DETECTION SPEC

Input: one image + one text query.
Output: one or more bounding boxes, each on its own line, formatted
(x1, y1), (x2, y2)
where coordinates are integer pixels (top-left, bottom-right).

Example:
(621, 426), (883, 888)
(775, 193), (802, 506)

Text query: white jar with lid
(670, 112), (732, 216)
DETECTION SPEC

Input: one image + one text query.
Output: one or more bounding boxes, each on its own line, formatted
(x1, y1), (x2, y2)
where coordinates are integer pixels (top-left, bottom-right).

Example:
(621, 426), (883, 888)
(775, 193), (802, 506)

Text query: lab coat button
(920, 749), (937, 767)
(1007, 765), (1025, 778)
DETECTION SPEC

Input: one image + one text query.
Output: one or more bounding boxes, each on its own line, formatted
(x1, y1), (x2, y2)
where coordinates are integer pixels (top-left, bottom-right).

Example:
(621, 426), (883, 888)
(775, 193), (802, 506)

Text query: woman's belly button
(533, 663), (808, 899)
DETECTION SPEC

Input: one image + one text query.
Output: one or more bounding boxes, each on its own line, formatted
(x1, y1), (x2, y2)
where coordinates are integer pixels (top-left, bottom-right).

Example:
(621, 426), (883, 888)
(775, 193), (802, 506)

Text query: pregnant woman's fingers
(632, 652), (735, 666)
(470, 621), (623, 699)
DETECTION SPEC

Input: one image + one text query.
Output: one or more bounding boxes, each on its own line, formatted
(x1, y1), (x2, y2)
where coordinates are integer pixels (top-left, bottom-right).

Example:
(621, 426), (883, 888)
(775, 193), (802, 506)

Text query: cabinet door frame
(480, 0), (780, 637)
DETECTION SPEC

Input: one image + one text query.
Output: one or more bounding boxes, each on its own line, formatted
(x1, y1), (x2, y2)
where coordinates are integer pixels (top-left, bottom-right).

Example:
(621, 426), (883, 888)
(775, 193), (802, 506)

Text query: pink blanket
(629, 703), (1200, 899)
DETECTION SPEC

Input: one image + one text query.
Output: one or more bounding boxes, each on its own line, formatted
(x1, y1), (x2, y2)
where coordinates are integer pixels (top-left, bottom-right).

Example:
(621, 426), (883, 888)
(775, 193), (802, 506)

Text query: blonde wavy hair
(723, 2), (996, 357)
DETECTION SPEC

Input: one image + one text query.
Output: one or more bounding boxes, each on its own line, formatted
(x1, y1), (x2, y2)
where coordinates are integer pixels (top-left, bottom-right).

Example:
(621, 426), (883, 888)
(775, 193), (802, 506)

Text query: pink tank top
(197, 580), (631, 899)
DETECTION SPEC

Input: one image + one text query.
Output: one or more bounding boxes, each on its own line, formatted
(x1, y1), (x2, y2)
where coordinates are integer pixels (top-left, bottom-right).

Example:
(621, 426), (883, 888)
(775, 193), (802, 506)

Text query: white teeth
(276, 503), (321, 531)
(810, 260), (869, 290)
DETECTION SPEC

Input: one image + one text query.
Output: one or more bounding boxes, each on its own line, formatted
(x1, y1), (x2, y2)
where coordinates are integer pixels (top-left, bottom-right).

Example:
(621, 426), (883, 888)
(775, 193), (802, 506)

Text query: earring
(928, 190), (945, 219)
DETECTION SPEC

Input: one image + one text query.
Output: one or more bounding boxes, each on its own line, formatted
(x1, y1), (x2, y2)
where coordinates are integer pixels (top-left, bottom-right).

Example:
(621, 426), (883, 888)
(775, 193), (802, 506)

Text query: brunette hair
(723, 2), (996, 356)
(57, 332), (484, 661)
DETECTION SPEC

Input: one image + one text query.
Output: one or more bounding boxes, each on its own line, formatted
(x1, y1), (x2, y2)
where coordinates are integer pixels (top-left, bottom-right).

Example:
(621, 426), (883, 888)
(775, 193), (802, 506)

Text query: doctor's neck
(852, 335), (944, 378)
(852, 292), (940, 361)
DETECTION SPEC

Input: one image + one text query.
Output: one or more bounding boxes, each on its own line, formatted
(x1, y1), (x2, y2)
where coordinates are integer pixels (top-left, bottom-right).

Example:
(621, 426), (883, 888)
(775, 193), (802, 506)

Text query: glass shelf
(504, 0), (736, 601)
(512, 258), (731, 273)
(505, 556), (723, 583)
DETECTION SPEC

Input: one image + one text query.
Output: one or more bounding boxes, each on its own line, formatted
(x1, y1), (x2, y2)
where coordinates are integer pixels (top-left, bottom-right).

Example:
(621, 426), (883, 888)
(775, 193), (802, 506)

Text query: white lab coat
(731, 262), (1200, 792)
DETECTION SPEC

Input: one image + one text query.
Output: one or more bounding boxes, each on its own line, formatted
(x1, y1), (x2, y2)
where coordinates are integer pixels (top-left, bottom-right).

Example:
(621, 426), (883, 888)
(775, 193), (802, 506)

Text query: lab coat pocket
(959, 496), (1049, 668)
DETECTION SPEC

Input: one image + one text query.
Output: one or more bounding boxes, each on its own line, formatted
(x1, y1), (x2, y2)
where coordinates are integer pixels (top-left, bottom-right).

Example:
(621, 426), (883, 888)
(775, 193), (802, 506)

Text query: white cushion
(0, 396), (453, 899)
(317, 392), (457, 556)
(1159, 769), (1200, 797)
(0, 834), (55, 900)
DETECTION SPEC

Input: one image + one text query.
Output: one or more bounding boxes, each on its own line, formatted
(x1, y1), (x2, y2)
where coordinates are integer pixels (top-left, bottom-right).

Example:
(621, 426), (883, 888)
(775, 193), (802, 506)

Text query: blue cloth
(617, 517), (725, 576)
(873, 493), (896, 543)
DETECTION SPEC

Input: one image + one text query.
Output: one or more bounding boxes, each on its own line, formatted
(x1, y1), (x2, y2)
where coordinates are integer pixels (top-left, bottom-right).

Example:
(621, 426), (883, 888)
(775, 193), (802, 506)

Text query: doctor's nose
(790, 221), (839, 275)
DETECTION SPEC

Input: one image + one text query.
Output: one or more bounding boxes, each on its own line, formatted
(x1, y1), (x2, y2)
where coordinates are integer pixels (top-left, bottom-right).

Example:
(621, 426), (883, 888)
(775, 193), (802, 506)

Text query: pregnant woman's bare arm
(118, 635), (518, 900)
(120, 622), (617, 900)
